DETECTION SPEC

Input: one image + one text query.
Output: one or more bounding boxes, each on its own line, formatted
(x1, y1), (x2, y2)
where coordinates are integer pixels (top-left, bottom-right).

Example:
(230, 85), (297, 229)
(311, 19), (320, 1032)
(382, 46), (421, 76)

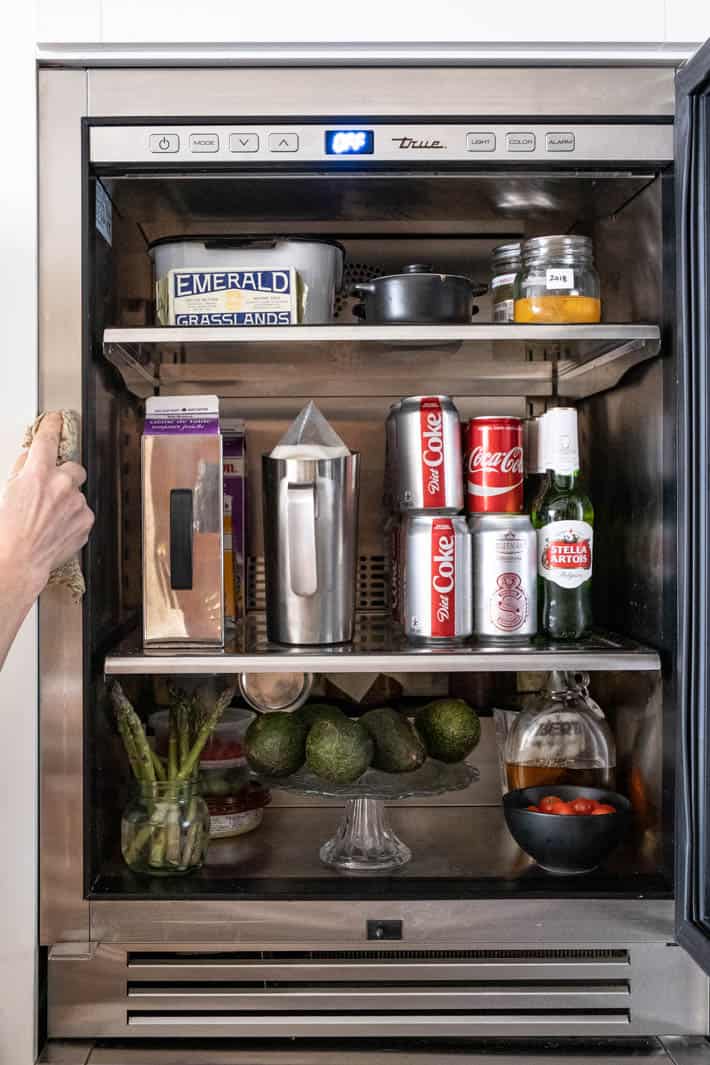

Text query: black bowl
(503, 785), (631, 876)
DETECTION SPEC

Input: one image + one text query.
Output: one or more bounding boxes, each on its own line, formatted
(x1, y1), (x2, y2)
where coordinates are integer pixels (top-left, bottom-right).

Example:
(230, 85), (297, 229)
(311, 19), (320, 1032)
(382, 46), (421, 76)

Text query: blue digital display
(325, 130), (375, 156)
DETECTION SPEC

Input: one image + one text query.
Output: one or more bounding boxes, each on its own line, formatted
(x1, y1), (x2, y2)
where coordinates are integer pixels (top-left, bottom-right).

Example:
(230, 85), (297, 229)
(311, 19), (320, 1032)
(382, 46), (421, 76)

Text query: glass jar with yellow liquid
(514, 235), (601, 324)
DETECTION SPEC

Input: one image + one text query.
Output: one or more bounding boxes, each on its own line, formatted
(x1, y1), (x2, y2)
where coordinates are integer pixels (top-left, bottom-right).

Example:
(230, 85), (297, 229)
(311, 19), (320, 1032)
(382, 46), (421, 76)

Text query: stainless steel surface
(103, 623), (661, 673)
(142, 428), (225, 646)
(40, 1037), (704, 1065)
(102, 325), (663, 401)
(38, 68), (90, 946)
(85, 67), (676, 119)
(48, 939), (707, 1038)
(40, 42), (699, 67)
(262, 453), (359, 644)
(38, 1042), (93, 1065)
(90, 123), (674, 166)
(67, 1037), (710, 1065)
(471, 514), (537, 639)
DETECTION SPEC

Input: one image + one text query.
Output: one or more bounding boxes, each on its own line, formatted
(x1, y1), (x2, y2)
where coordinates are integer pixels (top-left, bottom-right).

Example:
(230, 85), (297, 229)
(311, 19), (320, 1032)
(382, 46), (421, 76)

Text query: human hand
(0, 413), (95, 597)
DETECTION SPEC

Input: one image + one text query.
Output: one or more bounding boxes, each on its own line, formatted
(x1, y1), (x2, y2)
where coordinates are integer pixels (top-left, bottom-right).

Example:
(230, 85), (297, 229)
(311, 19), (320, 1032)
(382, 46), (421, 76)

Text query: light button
(269, 132), (299, 152)
(466, 132), (496, 152)
(506, 132), (536, 152)
(230, 133), (259, 153)
(149, 133), (179, 154)
(189, 133), (219, 153)
(546, 131), (575, 152)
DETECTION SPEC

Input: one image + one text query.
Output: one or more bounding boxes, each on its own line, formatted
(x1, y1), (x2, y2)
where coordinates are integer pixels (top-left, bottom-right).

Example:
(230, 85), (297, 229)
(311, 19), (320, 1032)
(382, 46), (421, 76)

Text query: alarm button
(546, 131), (575, 152)
(149, 133), (179, 154)
(269, 132), (299, 152)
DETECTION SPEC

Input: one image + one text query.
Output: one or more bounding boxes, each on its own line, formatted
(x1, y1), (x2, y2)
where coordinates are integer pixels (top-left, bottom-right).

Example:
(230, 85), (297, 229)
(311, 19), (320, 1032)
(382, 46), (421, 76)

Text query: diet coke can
(465, 416), (524, 514)
(394, 395), (463, 514)
(469, 513), (537, 641)
(403, 515), (472, 642)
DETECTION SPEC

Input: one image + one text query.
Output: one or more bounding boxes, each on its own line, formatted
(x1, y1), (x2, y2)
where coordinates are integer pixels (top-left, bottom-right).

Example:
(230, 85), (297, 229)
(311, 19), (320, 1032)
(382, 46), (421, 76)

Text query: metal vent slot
(128, 948), (630, 964)
(128, 980), (630, 992)
(126, 1010), (632, 1032)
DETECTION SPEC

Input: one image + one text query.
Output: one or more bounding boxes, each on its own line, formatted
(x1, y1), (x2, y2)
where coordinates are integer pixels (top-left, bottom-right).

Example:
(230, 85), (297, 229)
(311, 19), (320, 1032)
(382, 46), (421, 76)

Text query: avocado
(360, 707), (426, 773)
(415, 699), (481, 764)
(293, 702), (346, 731)
(305, 718), (373, 785)
(245, 711), (306, 778)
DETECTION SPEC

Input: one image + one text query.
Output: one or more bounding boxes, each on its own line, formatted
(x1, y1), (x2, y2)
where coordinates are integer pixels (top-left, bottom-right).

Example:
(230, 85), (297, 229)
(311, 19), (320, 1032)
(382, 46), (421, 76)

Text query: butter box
(156, 267), (299, 327)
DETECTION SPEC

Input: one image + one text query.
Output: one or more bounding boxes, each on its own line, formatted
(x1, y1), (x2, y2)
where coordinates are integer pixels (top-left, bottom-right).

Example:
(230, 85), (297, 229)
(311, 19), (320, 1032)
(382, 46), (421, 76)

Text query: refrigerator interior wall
(85, 166), (672, 898)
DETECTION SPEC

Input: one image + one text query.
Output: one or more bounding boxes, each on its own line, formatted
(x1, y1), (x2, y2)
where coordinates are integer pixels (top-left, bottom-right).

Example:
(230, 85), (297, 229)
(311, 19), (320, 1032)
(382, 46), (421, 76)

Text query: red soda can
(465, 416), (524, 514)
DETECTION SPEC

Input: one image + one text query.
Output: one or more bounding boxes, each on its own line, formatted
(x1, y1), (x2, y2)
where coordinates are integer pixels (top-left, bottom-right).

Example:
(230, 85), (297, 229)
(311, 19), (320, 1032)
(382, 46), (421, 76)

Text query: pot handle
(351, 303), (367, 320)
(351, 282), (377, 296)
(287, 481), (318, 597)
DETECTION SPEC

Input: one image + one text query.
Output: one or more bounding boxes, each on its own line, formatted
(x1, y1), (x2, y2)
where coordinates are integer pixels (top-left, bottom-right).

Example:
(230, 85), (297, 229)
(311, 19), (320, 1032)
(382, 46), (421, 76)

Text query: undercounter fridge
(37, 42), (710, 1065)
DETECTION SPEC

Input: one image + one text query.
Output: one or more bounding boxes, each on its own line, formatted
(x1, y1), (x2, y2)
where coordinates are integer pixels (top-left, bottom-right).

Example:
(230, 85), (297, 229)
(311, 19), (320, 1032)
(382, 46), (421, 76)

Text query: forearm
(0, 556), (45, 669)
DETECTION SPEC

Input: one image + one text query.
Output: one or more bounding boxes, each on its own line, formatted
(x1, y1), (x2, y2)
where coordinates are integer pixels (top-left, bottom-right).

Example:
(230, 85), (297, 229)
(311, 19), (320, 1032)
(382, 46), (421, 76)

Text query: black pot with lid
(352, 264), (487, 324)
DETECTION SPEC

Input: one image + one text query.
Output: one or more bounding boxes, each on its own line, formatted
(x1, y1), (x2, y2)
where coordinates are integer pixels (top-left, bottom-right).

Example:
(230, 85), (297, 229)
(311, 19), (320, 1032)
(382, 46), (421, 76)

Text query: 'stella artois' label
(538, 520), (593, 589)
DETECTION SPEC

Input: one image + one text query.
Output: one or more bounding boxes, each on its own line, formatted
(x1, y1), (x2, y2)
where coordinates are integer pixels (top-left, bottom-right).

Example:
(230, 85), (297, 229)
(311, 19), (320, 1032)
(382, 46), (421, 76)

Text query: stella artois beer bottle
(533, 408), (593, 639)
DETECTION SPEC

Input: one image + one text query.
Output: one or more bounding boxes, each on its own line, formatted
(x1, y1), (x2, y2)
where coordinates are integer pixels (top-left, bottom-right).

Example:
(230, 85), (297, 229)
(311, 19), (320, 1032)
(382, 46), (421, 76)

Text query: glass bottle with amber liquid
(532, 407), (593, 640)
(504, 671), (615, 792)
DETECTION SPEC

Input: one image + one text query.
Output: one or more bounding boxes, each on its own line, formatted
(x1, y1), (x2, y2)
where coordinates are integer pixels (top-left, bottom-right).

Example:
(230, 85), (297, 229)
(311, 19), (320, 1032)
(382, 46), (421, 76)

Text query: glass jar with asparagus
(110, 681), (235, 875)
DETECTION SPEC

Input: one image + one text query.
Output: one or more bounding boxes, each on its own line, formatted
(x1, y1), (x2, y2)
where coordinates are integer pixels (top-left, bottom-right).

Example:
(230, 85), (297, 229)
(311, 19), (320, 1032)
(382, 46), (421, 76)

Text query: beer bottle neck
(548, 469), (579, 490)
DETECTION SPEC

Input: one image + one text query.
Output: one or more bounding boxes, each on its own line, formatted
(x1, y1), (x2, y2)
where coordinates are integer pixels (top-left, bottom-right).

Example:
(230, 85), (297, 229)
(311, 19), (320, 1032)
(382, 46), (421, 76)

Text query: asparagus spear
(176, 686), (235, 782)
(168, 708), (178, 781)
(150, 748), (167, 782)
(110, 682), (155, 783)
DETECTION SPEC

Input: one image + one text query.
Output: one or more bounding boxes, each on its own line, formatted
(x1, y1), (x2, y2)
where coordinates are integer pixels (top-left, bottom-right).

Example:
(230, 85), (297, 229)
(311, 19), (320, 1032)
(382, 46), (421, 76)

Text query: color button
(506, 132), (536, 152)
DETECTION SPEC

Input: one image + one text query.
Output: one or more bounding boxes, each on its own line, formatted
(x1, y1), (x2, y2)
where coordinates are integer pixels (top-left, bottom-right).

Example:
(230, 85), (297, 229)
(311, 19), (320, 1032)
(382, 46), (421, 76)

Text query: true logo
(391, 136), (446, 150)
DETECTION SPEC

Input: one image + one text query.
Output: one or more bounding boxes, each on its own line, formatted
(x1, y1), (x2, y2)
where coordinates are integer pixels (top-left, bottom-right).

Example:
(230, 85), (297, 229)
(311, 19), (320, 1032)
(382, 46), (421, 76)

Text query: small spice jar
(491, 242), (522, 323)
(514, 236), (601, 324)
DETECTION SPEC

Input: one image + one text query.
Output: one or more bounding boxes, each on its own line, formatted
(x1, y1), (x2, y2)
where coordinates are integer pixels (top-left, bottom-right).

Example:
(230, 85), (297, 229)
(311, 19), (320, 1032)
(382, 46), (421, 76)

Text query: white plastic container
(149, 237), (344, 325)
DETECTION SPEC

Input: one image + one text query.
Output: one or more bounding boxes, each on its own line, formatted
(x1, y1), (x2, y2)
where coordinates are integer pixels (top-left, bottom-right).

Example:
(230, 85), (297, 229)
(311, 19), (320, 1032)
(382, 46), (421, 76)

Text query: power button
(150, 133), (179, 154)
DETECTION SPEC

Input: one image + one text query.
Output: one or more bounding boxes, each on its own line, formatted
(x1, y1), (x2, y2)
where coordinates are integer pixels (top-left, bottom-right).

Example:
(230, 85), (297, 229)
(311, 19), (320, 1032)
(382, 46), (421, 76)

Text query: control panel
(90, 123), (673, 165)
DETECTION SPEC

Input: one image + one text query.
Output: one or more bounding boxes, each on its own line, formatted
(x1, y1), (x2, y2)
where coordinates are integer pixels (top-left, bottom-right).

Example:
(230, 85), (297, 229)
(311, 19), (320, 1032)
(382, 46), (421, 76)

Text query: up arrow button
(269, 132), (299, 153)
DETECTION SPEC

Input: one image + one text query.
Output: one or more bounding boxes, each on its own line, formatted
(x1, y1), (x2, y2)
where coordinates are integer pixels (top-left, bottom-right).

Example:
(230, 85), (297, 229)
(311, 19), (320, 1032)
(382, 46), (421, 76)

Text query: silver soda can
(394, 395), (463, 514)
(470, 513), (537, 641)
(403, 515), (472, 642)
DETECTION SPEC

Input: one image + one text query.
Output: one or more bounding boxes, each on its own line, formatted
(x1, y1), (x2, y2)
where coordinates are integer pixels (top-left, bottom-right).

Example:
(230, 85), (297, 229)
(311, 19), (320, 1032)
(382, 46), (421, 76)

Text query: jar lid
(239, 672), (313, 712)
(522, 235), (594, 263)
(491, 241), (522, 269)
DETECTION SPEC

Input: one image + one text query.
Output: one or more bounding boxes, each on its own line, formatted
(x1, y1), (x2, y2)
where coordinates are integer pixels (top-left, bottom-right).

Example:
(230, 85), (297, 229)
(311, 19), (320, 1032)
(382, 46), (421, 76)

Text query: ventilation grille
(247, 555), (387, 613)
(123, 947), (633, 1035)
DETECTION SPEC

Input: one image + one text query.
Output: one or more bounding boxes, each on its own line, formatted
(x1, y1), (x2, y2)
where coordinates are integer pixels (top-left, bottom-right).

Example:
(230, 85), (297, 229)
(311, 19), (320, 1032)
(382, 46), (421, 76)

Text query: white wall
(0, 4), (38, 1065)
(36, 0), (709, 45)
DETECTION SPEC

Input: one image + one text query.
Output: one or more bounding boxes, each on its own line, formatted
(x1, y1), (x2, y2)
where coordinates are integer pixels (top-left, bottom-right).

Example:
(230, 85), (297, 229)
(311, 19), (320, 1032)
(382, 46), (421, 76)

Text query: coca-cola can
(465, 415), (524, 514)
(394, 395), (463, 514)
(385, 513), (404, 626)
(469, 513), (537, 640)
(403, 515), (472, 642)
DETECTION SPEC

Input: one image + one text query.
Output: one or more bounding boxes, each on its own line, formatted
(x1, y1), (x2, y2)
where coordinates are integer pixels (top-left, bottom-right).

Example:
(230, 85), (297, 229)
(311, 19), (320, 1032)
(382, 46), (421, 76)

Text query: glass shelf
(104, 618), (661, 675)
(103, 323), (661, 400)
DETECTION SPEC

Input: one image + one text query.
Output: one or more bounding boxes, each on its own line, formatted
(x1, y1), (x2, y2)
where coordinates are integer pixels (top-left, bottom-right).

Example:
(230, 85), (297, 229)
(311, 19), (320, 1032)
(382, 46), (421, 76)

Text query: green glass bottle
(532, 408), (594, 640)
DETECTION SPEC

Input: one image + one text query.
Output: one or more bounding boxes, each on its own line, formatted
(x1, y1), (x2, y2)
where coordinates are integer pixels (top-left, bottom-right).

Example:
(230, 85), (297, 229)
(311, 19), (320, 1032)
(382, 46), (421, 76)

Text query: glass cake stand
(271, 760), (478, 873)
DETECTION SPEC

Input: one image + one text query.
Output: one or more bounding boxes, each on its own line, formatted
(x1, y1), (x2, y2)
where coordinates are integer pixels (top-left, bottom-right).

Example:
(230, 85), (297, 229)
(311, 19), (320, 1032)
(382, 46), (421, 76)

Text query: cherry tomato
(570, 797), (597, 815)
(591, 803), (616, 815)
(526, 804), (541, 812)
(548, 800), (575, 815)
(539, 795), (562, 812)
